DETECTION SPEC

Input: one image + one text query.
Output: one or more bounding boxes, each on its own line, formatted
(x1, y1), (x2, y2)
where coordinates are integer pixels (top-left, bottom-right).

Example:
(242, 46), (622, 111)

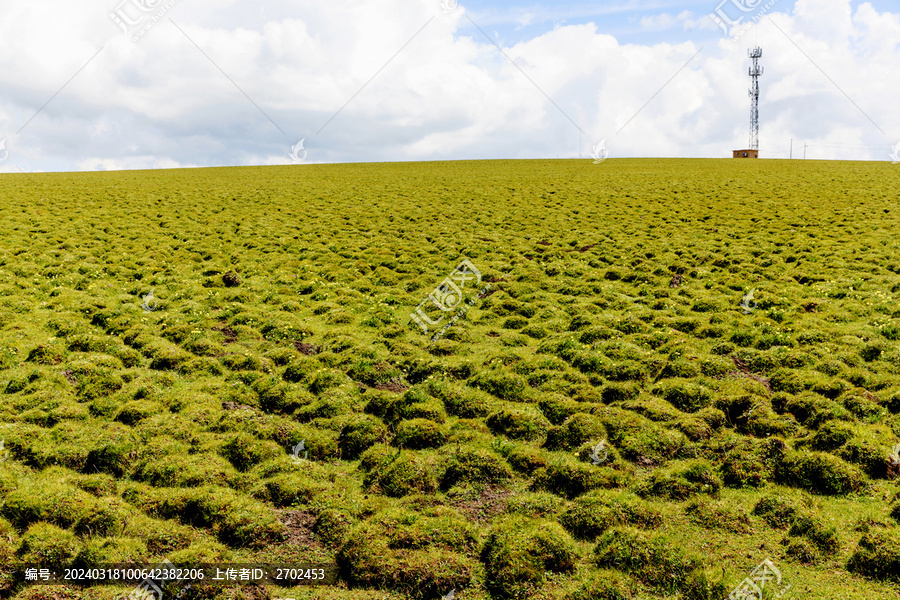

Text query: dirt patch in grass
(214, 325), (238, 343)
(726, 354), (772, 393)
(278, 509), (324, 549)
(633, 456), (657, 469)
(214, 583), (270, 600)
(373, 377), (408, 393)
(887, 457), (900, 480)
(354, 364), (409, 393)
(293, 341), (321, 356)
(222, 401), (255, 411)
(449, 485), (513, 524)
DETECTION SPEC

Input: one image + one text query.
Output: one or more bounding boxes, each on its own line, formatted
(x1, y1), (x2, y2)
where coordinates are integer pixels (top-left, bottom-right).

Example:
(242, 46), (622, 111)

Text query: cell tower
(748, 47), (763, 151)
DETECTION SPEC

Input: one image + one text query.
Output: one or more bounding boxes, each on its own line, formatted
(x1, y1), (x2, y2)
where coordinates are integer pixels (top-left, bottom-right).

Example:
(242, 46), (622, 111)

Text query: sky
(0, 0), (898, 172)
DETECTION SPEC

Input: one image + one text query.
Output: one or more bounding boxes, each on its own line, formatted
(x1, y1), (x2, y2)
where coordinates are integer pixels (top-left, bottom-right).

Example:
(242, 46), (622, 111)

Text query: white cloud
(514, 12), (535, 29)
(682, 10), (722, 32)
(640, 13), (678, 30)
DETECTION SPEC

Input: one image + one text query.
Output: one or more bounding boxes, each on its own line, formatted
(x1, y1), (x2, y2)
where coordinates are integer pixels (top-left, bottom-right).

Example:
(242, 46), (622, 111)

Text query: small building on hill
(733, 149), (759, 158)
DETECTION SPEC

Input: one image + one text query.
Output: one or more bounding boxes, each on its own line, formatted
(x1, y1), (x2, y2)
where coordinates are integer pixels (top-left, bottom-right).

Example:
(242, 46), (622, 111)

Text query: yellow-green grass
(0, 158), (899, 599)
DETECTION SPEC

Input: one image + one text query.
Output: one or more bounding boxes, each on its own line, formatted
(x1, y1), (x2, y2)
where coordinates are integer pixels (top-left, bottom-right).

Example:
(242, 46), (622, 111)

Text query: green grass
(0, 158), (900, 599)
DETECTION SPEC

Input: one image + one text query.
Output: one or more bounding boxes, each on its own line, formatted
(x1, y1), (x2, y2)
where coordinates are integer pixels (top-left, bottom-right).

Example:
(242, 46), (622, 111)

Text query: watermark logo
(440, 0), (458, 13)
(0, 439), (8, 462)
(410, 259), (491, 341)
(127, 559), (184, 600)
(0, 139), (8, 163)
(890, 142), (900, 164)
(590, 439), (608, 465)
(129, 579), (161, 600)
(290, 139), (308, 163)
(430, 277), (465, 312)
(739, 288), (757, 314)
(728, 558), (792, 600)
(710, 0), (780, 40)
(290, 440), (309, 463)
(109, 0), (180, 42)
(141, 289), (159, 312)
(590, 139), (608, 164)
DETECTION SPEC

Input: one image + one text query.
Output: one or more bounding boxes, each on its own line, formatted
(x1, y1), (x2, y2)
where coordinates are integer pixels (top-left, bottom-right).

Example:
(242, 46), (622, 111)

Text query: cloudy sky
(0, 0), (897, 172)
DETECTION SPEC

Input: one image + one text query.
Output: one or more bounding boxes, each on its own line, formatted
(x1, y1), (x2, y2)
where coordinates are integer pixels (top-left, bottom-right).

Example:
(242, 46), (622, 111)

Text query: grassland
(0, 158), (899, 600)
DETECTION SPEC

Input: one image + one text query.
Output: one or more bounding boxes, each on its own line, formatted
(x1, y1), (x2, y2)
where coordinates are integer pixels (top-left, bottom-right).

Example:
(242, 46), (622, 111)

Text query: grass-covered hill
(0, 158), (899, 600)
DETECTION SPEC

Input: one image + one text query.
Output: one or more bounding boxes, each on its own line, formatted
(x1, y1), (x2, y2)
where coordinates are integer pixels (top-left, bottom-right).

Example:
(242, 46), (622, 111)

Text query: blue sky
(0, 0), (897, 171)
(458, 0), (717, 43)
(460, 0), (897, 45)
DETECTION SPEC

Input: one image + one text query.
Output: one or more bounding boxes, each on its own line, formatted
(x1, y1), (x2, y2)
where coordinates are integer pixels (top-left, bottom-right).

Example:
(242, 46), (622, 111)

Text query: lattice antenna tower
(748, 47), (764, 151)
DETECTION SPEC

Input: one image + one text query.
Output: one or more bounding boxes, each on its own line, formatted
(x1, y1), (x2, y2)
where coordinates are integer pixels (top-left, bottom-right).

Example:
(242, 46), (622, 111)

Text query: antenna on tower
(748, 47), (763, 152)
